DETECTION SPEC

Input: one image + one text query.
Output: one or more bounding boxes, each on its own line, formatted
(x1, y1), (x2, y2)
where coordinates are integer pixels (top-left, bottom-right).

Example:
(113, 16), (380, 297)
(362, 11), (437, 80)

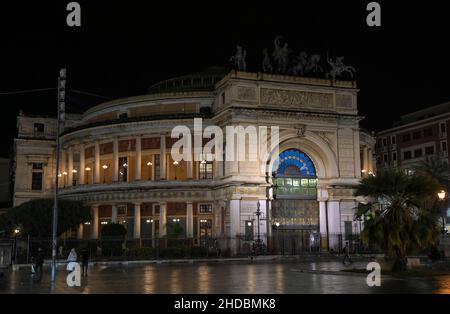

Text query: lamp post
(102, 164), (108, 183)
(437, 190), (447, 234)
(62, 171), (68, 187)
(13, 228), (20, 264)
(173, 160), (179, 180)
(147, 161), (152, 180)
(85, 167), (91, 184)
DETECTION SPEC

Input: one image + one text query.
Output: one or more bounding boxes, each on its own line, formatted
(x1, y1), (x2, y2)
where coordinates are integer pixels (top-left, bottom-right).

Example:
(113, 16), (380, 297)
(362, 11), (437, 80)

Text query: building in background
(0, 157), (11, 214)
(13, 67), (375, 253)
(375, 101), (450, 230)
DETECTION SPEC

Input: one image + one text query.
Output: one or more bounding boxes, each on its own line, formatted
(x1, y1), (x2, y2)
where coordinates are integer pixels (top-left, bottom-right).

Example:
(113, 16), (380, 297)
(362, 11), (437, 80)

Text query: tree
(0, 199), (91, 237)
(354, 169), (441, 272)
(100, 223), (127, 256)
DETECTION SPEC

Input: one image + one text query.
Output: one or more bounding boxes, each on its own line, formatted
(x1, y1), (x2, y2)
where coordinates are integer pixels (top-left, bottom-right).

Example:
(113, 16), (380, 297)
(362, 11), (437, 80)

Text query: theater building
(13, 67), (375, 252)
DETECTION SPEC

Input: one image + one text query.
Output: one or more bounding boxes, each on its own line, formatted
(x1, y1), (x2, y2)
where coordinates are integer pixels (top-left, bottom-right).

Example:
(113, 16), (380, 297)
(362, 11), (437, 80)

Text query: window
(424, 128), (433, 137)
(31, 172), (43, 190)
(414, 148), (423, 158)
(31, 163), (43, 191)
(221, 92), (225, 105)
(403, 151), (412, 160)
(383, 154), (388, 163)
(425, 146), (434, 155)
(199, 161), (213, 179)
(154, 205), (160, 215)
(32, 163), (43, 170)
(199, 204), (213, 214)
(441, 123), (447, 133)
(154, 155), (160, 180)
(382, 138), (387, 146)
(441, 141), (447, 152)
(118, 157), (128, 182)
(413, 131), (421, 140)
(392, 152), (397, 161)
(402, 134), (411, 142)
(118, 112), (128, 119)
(34, 123), (45, 134)
(391, 136), (396, 145)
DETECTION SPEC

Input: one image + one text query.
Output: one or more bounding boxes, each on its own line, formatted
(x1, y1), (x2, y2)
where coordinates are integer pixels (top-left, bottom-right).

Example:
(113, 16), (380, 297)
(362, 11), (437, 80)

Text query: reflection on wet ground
(0, 261), (449, 294)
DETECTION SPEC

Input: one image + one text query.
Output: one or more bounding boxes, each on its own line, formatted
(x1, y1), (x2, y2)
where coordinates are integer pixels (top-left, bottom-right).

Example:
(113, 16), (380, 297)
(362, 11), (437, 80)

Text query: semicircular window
(272, 149), (317, 198)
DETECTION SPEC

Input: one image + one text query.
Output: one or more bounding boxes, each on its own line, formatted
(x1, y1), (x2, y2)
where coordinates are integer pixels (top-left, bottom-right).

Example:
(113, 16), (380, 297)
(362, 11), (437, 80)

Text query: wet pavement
(0, 260), (449, 294)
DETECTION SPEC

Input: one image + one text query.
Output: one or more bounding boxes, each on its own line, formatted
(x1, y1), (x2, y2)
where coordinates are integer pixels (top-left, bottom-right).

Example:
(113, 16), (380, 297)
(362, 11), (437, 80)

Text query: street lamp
(13, 228), (20, 264)
(102, 164), (108, 183)
(62, 171), (68, 187)
(85, 167), (91, 184)
(173, 160), (179, 180)
(437, 190), (447, 234)
(146, 161), (153, 180)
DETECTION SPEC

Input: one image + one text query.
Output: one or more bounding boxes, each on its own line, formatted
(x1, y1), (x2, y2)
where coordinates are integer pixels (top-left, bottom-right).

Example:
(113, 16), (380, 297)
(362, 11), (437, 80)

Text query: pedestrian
(81, 248), (89, 277)
(58, 245), (64, 258)
(342, 241), (352, 265)
(35, 247), (44, 275)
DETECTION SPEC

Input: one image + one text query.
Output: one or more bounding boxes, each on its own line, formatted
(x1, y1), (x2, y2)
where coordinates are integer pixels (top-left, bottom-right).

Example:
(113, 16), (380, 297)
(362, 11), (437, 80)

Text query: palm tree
(415, 156), (450, 232)
(354, 169), (441, 272)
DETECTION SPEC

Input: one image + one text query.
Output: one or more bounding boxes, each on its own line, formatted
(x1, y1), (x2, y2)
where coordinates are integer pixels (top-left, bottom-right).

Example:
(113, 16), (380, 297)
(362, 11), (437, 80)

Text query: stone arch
(261, 130), (339, 180)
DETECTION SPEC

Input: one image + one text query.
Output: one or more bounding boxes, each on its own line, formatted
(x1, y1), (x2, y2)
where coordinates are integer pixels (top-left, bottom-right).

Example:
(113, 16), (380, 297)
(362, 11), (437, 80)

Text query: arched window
(272, 149), (317, 198)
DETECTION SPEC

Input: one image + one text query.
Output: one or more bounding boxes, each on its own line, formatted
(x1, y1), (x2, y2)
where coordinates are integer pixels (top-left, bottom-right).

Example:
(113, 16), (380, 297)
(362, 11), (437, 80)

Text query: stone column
(113, 138), (119, 182)
(111, 204), (118, 223)
(368, 148), (373, 172)
(353, 130), (361, 178)
(363, 146), (369, 173)
(186, 202), (193, 238)
(77, 223), (84, 239)
(229, 199), (240, 255)
(135, 136), (142, 180)
(151, 155), (155, 180)
(94, 141), (100, 183)
(61, 148), (67, 176)
(134, 203), (141, 239)
(91, 205), (99, 239)
(160, 135), (166, 179)
(79, 143), (85, 185)
(187, 160), (193, 179)
(319, 201), (328, 235)
(67, 146), (73, 186)
(159, 202), (167, 237)
(327, 200), (341, 250)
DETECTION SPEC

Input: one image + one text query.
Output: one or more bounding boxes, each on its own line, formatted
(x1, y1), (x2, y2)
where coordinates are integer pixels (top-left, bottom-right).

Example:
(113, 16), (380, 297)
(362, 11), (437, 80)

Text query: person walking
(342, 241), (352, 265)
(81, 248), (89, 277)
(35, 247), (44, 275)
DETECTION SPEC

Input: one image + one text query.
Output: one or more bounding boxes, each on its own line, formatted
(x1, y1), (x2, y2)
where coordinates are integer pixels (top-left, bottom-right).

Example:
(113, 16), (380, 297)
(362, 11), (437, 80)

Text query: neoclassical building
(13, 67), (375, 252)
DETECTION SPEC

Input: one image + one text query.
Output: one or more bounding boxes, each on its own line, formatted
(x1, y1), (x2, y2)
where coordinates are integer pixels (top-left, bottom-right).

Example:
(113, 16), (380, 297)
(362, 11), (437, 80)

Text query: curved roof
(148, 66), (229, 94)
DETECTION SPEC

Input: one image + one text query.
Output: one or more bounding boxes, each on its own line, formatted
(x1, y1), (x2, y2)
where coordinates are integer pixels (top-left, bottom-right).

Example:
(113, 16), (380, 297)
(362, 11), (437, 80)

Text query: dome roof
(148, 66), (229, 94)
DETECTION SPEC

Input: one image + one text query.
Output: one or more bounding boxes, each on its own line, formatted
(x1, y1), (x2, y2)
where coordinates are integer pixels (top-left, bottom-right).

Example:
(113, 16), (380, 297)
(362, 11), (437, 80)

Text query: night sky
(0, 1), (449, 158)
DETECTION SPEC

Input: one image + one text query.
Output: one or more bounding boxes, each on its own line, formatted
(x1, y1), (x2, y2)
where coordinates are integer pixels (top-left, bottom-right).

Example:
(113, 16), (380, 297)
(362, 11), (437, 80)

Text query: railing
(3, 233), (384, 264)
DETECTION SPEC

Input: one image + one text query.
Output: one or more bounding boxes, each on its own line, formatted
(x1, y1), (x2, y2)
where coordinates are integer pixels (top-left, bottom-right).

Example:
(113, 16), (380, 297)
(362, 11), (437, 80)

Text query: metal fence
(2, 232), (384, 264)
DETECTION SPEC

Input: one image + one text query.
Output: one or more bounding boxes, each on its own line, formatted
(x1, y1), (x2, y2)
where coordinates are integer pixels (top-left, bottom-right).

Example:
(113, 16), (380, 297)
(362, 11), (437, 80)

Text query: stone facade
(13, 69), (375, 252)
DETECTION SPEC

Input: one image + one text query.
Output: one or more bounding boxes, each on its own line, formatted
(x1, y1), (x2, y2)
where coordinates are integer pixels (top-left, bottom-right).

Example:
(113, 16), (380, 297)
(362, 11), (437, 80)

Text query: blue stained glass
(273, 149), (316, 177)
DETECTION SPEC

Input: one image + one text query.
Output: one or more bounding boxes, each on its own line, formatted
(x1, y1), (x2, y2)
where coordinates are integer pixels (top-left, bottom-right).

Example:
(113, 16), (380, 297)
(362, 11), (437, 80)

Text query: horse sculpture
(325, 56), (356, 80)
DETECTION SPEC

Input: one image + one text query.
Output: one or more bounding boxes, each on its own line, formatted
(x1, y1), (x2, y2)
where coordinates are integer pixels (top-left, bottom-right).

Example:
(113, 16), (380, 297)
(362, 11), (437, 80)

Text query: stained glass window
(273, 149), (316, 177)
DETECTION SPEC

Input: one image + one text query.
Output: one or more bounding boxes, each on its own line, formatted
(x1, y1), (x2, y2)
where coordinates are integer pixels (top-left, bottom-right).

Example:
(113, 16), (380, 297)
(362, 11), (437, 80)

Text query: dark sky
(0, 1), (449, 157)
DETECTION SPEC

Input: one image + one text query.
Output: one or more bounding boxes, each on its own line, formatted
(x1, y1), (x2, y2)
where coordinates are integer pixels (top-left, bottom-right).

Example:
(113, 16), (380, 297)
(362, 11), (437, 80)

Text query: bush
(125, 247), (156, 259)
(190, 246), (207, 258)
(159, 246), (187, 259)
(100, 224), (127, 256)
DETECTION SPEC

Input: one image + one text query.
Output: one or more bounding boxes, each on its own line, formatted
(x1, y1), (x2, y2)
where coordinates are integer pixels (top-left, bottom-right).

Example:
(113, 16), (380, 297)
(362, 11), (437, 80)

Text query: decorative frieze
(260, 88), (333, 109)
(236, 86), (257, 101)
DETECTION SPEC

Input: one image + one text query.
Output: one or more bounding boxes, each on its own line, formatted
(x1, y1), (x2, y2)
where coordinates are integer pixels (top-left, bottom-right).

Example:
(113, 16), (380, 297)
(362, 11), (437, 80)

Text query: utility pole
(51, 68), (66, 283)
